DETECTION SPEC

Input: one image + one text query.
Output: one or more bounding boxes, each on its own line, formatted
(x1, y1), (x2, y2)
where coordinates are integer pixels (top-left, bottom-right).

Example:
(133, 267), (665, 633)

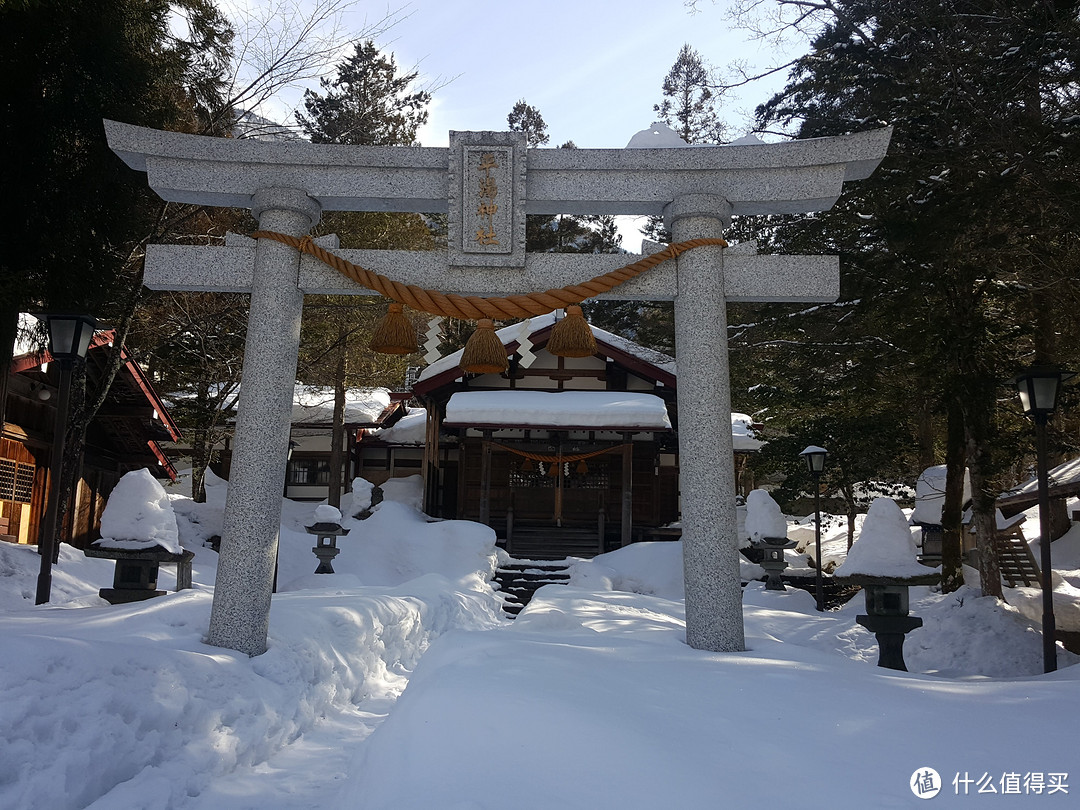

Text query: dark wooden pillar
(621, 433), (633, 547)
(479, 430), (493, 526)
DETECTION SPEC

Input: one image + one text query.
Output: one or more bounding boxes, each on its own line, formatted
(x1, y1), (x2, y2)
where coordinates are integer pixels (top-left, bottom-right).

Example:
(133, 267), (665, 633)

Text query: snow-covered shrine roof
(369, 407), (427, 445)
(443, 391), (672, 431)
(414, 314), (676, 393)
(290, 386), (392, 425)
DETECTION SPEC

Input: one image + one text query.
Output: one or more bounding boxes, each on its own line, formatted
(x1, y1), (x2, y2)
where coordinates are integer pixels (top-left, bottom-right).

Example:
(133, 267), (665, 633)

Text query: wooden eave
(410, 327), (677, 399)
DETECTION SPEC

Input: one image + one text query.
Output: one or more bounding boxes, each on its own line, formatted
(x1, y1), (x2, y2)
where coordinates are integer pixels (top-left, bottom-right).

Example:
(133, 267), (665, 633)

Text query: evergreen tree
(507, 100), (551, 148)
(740, 0), (1080, 595)
(295, 41), (437, 505)
(654, 44), (728, 144)
(295, 40), (430, 146)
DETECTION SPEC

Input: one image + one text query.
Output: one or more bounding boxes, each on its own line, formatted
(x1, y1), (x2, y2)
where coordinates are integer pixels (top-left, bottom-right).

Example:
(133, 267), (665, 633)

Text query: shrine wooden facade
(3, 330), (180, 549)
(362, 315), (759, 559)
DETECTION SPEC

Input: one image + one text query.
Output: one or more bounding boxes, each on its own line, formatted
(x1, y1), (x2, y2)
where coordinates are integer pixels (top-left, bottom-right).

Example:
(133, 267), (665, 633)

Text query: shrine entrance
(106, 118), (891, 656)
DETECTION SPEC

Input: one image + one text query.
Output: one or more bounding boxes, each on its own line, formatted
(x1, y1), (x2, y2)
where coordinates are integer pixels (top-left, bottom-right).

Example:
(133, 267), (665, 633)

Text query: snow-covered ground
(2, 476), (1078, 809)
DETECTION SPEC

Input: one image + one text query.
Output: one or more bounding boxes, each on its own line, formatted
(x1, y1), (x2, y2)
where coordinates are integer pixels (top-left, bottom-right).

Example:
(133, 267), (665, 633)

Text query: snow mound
(313, 504), (342, 524)
(379, 475), (424, 510)
(745, 489), (788, 543)
(835, 497), (931, 579)
(95, 469), (182, 553)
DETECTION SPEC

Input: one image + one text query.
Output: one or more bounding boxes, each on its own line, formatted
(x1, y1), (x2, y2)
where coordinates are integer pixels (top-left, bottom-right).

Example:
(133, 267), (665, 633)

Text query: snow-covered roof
(416, 314), (676, 385)
(444, 391), (672, 430)
(731, 413), (764, 451)
(370, 407), (427, 445)
(290, 386), (391, 425)
(998, 456), (1080, 508)
(912, 465), (972, 525)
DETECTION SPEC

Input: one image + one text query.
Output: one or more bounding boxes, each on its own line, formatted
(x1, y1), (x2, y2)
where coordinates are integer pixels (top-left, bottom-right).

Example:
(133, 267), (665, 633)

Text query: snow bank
(344, 586), (1080, 810)
(278, 499), (499, 593)
(95, 468), (182, 553)
(379, 474), (424, 511)
(569, 540), (765, 600)
(0, 583), (500, 810)
(0, 490), (503, 810)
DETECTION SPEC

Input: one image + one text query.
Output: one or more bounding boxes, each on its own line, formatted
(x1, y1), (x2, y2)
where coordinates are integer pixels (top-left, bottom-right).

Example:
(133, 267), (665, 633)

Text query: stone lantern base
(84, 545), (196, 604)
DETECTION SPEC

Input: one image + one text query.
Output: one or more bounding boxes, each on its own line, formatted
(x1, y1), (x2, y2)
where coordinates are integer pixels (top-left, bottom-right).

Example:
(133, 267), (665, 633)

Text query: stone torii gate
(105, 121), (891, 657)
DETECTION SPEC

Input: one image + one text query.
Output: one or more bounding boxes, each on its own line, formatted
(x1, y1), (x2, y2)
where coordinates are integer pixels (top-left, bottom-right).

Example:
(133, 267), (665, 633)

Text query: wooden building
(358, 315), (763, 559)
(3, 328), (180, 548)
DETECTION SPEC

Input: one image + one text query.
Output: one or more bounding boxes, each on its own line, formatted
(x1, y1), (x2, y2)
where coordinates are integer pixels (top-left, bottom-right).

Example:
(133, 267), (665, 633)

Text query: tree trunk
(191, 426), (209, 503)
(916, 397), (936, 474)
(55, 360), (88, 559)
(327, 333), (348, 509)
(965, 406), (1002, 600)
(940, 395), (966, 593)
(0, 307), (18, 436)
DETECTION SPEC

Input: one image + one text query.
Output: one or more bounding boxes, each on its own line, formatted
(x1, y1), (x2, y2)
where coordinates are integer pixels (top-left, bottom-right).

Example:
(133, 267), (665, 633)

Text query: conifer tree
(737, 0), (1080, 595)
(295, 40), (437, 505)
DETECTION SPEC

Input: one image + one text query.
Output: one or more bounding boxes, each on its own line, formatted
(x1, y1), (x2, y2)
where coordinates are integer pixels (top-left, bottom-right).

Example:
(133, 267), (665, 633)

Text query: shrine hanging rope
(489, 442), (629, 465)
(251, 230), (728, 320)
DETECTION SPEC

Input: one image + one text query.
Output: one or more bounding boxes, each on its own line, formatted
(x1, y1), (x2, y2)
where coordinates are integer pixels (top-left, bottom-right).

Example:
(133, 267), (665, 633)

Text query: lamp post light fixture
(1011, 366), (1076, 674)
(801, 445), (828, 611)
(35, 313), (97, 605)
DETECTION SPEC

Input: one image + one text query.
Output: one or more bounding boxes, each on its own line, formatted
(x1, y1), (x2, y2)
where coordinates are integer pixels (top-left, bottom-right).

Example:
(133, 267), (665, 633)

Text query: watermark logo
(910, 768), (1069, 798)
(911, 767), (942, 799)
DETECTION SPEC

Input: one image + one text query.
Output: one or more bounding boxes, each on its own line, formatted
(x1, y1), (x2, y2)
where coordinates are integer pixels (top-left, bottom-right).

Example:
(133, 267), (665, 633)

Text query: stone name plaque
(448, 131), (526, 267)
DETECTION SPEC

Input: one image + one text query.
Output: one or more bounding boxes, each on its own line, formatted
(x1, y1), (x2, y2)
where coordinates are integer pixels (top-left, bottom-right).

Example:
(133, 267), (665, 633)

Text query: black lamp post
(1011, 366), (1076, 674)
(35, 313), (97, 605)
(801, 445), (828, 611)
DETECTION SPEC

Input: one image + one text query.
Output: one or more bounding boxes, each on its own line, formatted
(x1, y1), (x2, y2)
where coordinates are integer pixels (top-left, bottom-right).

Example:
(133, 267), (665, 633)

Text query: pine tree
(507, 100), (551, 148)
(741, 0), (1080, 595)
(295, 40), (430, 147)
(654, 44), (727, 144)
(295, 40), (437, 505)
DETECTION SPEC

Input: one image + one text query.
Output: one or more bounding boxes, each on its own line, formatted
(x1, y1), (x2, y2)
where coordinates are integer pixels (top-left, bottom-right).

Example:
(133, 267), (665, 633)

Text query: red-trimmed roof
(147, 440), (178, 481)
(10, 329), (181, 442)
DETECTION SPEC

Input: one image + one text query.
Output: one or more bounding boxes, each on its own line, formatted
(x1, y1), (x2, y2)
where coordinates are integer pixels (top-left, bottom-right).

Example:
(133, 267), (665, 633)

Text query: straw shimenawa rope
(252, 230), (728, 319)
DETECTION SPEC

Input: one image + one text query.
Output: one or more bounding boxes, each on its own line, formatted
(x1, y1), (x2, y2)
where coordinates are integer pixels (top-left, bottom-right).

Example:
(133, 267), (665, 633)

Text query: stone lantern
(834, 497), (939, 671)
(753, 535), (798, 590)
(306, 504), (349, 574)
(744, 489), (795, 591)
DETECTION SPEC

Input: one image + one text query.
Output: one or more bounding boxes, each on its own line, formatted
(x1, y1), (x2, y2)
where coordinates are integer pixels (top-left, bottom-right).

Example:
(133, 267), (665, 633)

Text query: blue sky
(243, 0), (803, 149)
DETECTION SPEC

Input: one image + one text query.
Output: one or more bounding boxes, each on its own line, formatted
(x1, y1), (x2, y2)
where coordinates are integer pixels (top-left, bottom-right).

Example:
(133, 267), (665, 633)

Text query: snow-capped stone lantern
(83, 469), (194, 604)
(745, 490), (795, 590)
(835, 498), (939, 671)
(306, 505), (349, 574)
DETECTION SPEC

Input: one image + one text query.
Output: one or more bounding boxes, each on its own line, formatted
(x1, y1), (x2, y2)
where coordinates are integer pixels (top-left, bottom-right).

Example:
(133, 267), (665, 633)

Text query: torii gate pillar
(669, 195), (743, 652)
(208, 189), (321, 654)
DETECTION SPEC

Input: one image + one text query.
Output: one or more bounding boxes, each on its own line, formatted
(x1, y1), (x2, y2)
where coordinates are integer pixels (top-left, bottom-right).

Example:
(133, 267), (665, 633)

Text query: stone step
(493, 557), (573, 618)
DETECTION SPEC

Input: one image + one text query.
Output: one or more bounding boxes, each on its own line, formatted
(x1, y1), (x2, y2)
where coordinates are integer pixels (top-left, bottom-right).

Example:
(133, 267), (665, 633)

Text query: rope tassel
(460, 319), (508, 374)
(547, 305), (597, 358)
(369, 302), (418, 355)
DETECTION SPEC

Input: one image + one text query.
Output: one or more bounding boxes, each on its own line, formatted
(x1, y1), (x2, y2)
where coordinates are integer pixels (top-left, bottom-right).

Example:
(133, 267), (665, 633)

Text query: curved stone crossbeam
(104, 119), (891, 216)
